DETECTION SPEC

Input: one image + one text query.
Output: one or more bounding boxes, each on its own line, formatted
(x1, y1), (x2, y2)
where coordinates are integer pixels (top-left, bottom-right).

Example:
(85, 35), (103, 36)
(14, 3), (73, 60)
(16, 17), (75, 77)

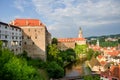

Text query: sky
(0, 0), (120, 38)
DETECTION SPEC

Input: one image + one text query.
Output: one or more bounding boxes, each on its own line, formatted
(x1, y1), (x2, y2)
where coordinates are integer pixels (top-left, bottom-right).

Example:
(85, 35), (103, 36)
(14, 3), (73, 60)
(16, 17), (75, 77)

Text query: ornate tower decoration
(78, 27), (83, 38)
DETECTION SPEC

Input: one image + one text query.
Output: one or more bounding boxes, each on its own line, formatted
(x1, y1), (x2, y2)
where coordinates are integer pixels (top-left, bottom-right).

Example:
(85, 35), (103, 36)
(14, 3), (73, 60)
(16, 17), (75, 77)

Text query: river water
(65, 59), (91, 77)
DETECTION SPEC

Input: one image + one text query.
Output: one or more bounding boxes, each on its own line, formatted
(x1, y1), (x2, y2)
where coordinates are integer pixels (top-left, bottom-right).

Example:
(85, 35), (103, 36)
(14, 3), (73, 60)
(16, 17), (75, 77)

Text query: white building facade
(0, 22), (22, 54)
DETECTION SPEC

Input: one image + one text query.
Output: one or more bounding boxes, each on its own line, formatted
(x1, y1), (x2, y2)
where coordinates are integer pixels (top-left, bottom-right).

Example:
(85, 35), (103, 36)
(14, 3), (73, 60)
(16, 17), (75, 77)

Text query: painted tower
(78, 27), (83, 38)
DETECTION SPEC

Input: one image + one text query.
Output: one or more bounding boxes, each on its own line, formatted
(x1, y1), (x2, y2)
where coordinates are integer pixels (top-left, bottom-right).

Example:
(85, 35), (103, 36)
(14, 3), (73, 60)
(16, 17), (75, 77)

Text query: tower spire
(78, 27), (83, 38)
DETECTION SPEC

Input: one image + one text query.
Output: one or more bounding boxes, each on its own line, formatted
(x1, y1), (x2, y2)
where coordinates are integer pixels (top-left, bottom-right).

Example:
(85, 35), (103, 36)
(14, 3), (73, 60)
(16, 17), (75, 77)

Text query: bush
(46, 61), (64, 79)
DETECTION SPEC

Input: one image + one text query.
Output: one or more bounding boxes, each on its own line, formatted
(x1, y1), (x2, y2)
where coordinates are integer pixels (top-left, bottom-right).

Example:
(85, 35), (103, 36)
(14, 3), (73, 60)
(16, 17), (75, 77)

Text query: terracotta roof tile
(97, 55), (103, 59)
(11, 19), (45, 27)
(58, 38), (86, 42)
(107, 50), (119, 56)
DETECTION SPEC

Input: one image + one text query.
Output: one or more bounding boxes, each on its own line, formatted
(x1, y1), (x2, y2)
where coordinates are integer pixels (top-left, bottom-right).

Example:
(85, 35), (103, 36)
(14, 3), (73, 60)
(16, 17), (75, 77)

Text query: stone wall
(58, 41), (75, 50)
(21, 26), (46, 61)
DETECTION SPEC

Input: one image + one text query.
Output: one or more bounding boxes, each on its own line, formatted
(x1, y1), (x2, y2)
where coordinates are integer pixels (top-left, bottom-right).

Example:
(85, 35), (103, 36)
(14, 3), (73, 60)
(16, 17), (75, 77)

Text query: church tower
(97, 39), (100, 47)
(78, 27), (83, 38)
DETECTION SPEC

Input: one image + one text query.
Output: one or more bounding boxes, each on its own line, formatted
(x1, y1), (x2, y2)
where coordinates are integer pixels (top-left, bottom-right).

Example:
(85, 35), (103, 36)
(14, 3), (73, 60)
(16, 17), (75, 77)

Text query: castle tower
(78, 27), (83, 38)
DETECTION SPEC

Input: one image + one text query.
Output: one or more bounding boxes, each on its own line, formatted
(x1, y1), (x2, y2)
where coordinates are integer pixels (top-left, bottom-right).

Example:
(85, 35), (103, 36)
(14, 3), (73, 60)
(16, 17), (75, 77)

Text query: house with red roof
(100, 64), (120, 80)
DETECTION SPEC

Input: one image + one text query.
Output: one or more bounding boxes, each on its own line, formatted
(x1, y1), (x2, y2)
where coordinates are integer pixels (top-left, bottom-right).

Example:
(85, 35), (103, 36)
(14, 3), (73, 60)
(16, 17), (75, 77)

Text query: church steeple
(78, 27), (83, 38)
(97, 39), (99, 47)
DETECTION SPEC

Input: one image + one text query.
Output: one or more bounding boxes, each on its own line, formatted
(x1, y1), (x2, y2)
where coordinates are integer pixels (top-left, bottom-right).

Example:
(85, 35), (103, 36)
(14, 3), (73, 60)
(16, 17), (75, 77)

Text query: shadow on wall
(22, 31), (46, 61)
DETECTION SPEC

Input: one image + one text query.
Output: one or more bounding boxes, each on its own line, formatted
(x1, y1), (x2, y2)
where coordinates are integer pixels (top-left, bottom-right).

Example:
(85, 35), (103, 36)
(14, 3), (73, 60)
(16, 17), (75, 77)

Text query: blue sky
(0, 0), (120, 38)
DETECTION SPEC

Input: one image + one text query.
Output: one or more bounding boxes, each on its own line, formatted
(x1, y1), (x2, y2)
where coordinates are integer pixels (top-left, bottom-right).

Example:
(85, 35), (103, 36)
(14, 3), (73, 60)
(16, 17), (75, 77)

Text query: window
(33, 42), (34, 45)
(24, 42), (27, 45)
(16, 37), (18, 39)
(27, 36), (31, 39)
(12, 27), (14, 30)
(5, 25), (7, 29)
(12, 36), (14, 39)
(16, 28), (17, 31)
(35, 36), (37, 39)
(22, 36), (24, 39)
(5, 35), (7, 39)
(19, 42), (21, 46)
(35, 29), (37, 32)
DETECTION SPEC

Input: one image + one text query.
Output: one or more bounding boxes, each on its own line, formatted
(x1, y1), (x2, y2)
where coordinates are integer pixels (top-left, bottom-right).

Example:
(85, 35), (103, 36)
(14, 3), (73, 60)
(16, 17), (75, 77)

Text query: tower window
(35, 36), (37, 39)
(27, 36), (31, 39)
(24, 42), (27, 45)
(32, 42), (34, 45)
(35, 29), (37, 32)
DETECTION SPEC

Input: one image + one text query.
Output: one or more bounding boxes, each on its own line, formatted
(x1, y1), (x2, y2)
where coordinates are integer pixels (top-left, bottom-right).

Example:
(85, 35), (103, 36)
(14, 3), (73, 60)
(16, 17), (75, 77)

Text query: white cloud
(32, 0), (120, 37)
(14, 0), (29, 12)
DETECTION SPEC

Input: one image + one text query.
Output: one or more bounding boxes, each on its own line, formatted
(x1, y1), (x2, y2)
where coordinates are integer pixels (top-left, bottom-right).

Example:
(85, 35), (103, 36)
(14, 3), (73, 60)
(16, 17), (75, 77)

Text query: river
(65, 58), (91, 78)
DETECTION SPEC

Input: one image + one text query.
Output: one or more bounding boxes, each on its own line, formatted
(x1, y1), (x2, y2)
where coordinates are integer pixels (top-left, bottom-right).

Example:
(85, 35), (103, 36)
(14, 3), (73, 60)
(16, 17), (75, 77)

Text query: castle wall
(58, 41), (75, 50)
(76, 40), (86, 45)
(21, 26), (46, 61)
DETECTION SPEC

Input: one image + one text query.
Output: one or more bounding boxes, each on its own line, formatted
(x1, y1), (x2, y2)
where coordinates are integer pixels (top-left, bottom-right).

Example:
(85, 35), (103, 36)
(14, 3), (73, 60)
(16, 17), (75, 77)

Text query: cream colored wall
(76, 40), (86, 45)
(21, 26), (46, 61)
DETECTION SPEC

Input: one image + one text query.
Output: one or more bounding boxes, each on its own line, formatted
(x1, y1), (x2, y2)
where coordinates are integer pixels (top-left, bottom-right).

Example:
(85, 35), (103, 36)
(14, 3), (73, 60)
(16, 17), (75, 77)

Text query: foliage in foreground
(84, 75), (100, 80)
(0, 41), (45, 80)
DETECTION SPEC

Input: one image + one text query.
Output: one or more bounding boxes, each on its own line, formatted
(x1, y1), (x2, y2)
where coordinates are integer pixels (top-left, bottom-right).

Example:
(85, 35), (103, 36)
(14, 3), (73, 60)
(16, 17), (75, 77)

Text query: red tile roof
(11, 19), (45, 27)
(101, 64), (120, 80)
(107, 50), (119, 56)
(58, 38), (86, 42)
(97, 55), (103, 59)
(100, 61), (107, 66)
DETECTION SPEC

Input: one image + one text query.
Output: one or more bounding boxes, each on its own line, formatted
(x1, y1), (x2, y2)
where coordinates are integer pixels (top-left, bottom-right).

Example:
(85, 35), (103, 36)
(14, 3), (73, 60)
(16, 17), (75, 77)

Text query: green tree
(84, 75), (100, 80)
(0, 41), (46, 80)
(89, 40), (97, 45)
(46, 61), (64, 79)
(100, 41), (118, 47)
(94, 51), (101, 58)
(52, 38), (58, 45)
(47, 44), (60, 61)
(86, 49), (94, 60)
(60, 48), (76, 62)
(74, 44), (87, 57)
